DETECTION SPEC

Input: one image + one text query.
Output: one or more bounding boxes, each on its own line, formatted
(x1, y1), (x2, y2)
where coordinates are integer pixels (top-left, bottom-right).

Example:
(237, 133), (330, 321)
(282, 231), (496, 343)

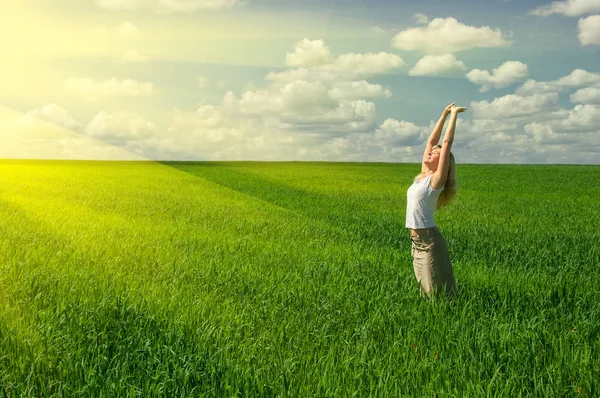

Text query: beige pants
(410, 227), (457, 296)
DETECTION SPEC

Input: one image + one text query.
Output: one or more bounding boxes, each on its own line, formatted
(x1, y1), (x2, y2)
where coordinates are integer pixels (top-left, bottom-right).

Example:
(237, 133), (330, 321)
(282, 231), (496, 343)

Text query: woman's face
(424, 148), (441, 169)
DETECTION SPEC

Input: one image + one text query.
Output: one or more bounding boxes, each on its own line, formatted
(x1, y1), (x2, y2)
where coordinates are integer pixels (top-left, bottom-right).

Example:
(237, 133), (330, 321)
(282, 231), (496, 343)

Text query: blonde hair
(414, 145), (457, 209)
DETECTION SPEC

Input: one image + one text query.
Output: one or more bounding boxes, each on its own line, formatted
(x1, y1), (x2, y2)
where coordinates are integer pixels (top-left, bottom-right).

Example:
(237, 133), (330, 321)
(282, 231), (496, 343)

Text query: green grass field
(0, 160), (598, 396)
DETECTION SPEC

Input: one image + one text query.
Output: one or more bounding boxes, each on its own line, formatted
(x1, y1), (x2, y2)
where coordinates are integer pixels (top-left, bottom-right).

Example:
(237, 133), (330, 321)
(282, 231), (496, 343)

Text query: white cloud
(197, 76), (207, 89)
(431, 118), (541, 163)
(450, 116), (600, 164)
(457, 119), (519, 140)
(392, 17), (511, 54)
(22, 104), (83, 131)
(237, 80), (336, 117)
(39, 34), (593, 164)
(279, 80), (338, 115)
(96, 0), (241, 12)
(278, 100), (377, 133)
(135, 36), (402, 161)
(370, 119), (423, 146)
(524, 123), (580, 144)
(578, 15), (600, 45)
(140, 107), (295, 161)
(269, 54), (406, 84)
(265, 68), (313, 84)
(570, 86), (600, 102)
(263, 69), (339, 85)
(118, 22), (140, 38)
(369, 26), (387, 34)
(230, 79), (383, 134)
(409, 54), (466, 76)
(523, 115), (600, 163)
(552, 104), (600, 131)
(550, 68), (600, 87)
(328, 81), (392, 100)
(85, 111), (156, 141)
(530, 0), (600, 16)
(470, 92), (561, 120)
(282, 39), (405, 79)
(128, 41), (402, 161)
(320, 52), (407, 76)
(524, 122), (553, 142)
(65, 77), (155, 101)
(515, 79), (561, 96)
(173, 105), (228, 128)
(412, 13), (429, 24)
(509, 105), (600, 149)
(516, 69), (600, 97)
(466, 61), (528, 92)
(285, 38), (332, 67)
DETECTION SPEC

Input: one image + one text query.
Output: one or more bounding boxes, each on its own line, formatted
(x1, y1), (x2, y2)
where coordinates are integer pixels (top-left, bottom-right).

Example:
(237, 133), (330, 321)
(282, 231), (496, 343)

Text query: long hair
(437, 151), (456, 209)
(414, 145), (457, 209)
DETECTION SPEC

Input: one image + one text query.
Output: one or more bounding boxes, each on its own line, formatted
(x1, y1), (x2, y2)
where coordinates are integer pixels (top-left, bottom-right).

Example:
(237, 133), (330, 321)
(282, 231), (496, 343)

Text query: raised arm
(431, 105), (466, 190)
(421, 102), (454, 173)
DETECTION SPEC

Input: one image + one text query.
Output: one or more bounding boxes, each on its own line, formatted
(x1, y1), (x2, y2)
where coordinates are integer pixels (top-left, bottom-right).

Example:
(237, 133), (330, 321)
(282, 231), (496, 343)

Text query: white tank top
(406, 175), (444, 229)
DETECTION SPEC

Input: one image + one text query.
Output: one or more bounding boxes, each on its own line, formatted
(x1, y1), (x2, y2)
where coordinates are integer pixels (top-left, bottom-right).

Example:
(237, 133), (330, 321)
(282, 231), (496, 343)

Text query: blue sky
(0, 0), (599, 163)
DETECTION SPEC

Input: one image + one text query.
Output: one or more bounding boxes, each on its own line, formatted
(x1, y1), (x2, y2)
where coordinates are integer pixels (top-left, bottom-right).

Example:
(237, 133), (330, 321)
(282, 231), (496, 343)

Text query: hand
(443, 102), (456, 115)
(450, 105), (467, 114)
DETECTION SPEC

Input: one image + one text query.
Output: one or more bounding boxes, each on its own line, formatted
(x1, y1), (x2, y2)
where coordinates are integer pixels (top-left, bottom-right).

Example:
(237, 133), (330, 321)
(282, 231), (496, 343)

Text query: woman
(406, 102), (466, 296)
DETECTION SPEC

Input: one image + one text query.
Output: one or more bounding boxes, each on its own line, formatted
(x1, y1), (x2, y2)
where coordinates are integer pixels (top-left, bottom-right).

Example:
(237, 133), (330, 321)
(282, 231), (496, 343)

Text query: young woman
(406, 102), (466, 296)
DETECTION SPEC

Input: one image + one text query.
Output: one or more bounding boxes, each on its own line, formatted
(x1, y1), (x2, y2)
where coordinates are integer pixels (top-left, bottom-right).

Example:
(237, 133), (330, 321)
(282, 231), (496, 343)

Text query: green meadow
(0, 160), (598, 397)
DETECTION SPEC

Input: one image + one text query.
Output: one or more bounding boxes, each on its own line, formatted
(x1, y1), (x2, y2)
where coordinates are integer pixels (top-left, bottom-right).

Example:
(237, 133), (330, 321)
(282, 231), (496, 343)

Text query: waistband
(410, 227), (439, 240)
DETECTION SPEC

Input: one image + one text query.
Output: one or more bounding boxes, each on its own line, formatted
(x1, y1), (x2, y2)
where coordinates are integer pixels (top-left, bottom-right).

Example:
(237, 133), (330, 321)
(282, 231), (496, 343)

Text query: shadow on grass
(162, 161), (408, 252)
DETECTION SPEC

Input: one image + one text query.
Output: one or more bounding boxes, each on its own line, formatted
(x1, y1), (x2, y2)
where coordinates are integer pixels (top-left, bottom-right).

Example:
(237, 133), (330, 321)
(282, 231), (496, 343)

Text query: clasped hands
(443, 102), (467, 116)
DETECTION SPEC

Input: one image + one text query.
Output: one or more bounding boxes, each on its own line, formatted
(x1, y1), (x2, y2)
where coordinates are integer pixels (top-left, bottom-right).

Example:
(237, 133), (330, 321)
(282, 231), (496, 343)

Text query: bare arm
(431, 106), (466, 190)
(421, 102), (454, 173)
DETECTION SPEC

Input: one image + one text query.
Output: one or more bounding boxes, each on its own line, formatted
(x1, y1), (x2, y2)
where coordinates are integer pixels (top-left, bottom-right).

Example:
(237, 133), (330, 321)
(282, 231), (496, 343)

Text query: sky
(1, 0), (599, 163)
